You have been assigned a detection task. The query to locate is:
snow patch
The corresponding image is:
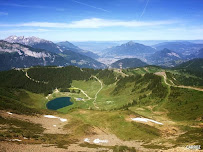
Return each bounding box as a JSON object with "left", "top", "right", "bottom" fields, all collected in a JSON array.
[
  {"left": 44, "top": 115, "right": 58, "bottom": 119},
  {"left": 9, "top": 139, "right": 22, "bottom": 142},
  {"left": 44, "top": 115, "right": 67, "bottom": 122},
  {"left": 7, "top": 112, "right": 13, "bottom": 115},
  {"left": 59, "top": 118, "right": 67, "bottom": 122},
  {"left": 131, "top": 118, "right": 163, "bottom": 125},
  {"left": 93, "top": 139, "right": 108, "bottom": 144},
  {"left": 84, "top": 138, "right": 90, "bottom": 143}
]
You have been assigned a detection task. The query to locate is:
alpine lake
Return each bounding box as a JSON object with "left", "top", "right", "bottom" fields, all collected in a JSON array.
[{"left": 46, "top": 97, "right": 73, "bottom": 110}]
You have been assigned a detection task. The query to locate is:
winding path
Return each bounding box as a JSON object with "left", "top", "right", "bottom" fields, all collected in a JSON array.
[
  {"left": 70, "top": 87, "right": 92, "bottom": 100},
  {"left": 92, "top": 76, "right": 103, "bottom": 109},
  {"left": 25, "top": 71, "right": 48, "bottom": 84},
  {"left": 155, "top": 72, "right": 203, "bottom": 92},
  {"left": 71, "top": 76, "right": 103, "bottom": 109}
]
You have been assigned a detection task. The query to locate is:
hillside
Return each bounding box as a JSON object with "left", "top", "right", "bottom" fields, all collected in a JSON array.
[
  {"left": 59, "top": 49, "right": 106, "bottom": 69},
  {"left": 0, "top": 64, "right": 202, "bottom": 152},
  {"left": 173, "top": 58, "right": 203, "bottom": 77},
  {"left": 192, "top": 48, "right": 203, "bottom": 58},
  {"left": 57, "top": 41, "right": 99, "bottom": 59},
  {"left": 147, "top": 48, "right": 183, "bottom": 67},
  {"left": 111, "top": 58, "right": 148, "bottom": 69}
]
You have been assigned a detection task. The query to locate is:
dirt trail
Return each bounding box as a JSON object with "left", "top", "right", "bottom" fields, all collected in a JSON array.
[
  {"left": 155, "top": 72, "right": 203, "bottom": 92},
  {"left": 114, "top": 69, "right": 129, "bottom": 77},
  {"left": 25, "top": 71, "right": 48, "bottom": 84},
  {"left": 71, "top": 86, "right": 92, "bottom": 100},
  {"left": 92, "top": 76, "right": 103, "bottom": 109},
  {"left": 143, "top": 67, "right": 149, "bottom": 73}
]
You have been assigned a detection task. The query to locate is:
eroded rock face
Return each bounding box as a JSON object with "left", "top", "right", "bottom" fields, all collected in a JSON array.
[
  {"left": 0, "top": 42, "right": 51, "bottom": 58},
  {"left": 0, "top": 41, "right": 69, "bottom": 70}
]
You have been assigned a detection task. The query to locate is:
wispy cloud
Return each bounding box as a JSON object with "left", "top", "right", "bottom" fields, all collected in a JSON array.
[
  {"left": 0, "top": 18, "right": 177, "bottom": 28},
  {"left": 66, "top": 18, "right": 175, "bottom": 28},
  {"left": 0, "top": 29, "right": 51, "bottom": 34},
  {"left": 139, "top": 0, "right": 150, "bottom": 20},
  {"left": 0, "top": 3, "right": 65, "bottom": 11},
  {"left": 0, "top": 12, "right": 8, "bottom": 16},
  {"left": 72, "top": 0, "right": 110, "bottom": 13}
]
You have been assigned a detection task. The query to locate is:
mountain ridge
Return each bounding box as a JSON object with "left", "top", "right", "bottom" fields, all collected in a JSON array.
[
  {"left": 111, "top": 58, "right": 148, "bottom": 69},
  {"left": 103, "top": 41, "right": 156, "bottom": 57},
  {"left": 0, "top": 40, "right": 106, "bottom": 70},
  {"left": 0, "top": 40, "right": 69, "bottom": 71}
]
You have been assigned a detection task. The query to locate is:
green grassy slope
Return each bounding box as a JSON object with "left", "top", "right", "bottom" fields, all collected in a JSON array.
[{"left": 0, "top": 65, "right": 202, "bottom": 150}]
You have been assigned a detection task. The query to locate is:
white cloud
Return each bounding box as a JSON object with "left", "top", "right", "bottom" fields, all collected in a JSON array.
[
  {"left": 67, "top": 18, "right": 176, "bottom": 28},
  {"left": 0, "top": 12, "right": 8, "bottom": 16},
  {"left": 0, "top": 18, "right": 177, "bottom": 28},
  {"left": 0, "top": 29, "right": 50, "bottom": 33}
]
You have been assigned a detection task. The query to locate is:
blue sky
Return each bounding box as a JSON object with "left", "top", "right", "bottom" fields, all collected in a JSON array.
[{"left": 0, "top": 0, "right": 203, "bottom": 41}]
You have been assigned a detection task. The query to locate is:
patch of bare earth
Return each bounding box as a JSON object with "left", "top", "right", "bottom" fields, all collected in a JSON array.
[
  {"left": 78, "top": 126, "right": 151, "bottom": 152},
  {"left": 0, "top": 142, "right": 111, "bottom": 152},
  {"left": 163, "top": 147, "right": 202, "bottom": 152},
  {"left": 0, "top": 142, "right": 67, "bottom": 152},
  {"left": 126, "top": 115, "right": 187, "bottom": 150},
  {"left": 0, "top": 110, "right": 67, "bottom": 134}
]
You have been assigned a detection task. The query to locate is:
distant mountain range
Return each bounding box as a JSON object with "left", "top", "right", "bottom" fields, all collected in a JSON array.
[
  {"left": 103, "top": 41, "right": 156, "bottom": 57},
  {"left": 71, "top": 40, "right": 203, "bottom": 53},
  {"left": 111, "top": 58, "right": 148, "bottom": 69},
  {"left": 2, "top": 36, "right": 203, "bottom": 70},
  {"left": 102, "top": 41, "right": 203, "bottom": 68},
  {"left": 153, "top": 41, "right": 203, "bottom": 56},
  {"left": 5, "top": 36, "right": 99, "bottom": 59},
  {"left": 2, "top": 36, "right": 106, "bottom": 70}
]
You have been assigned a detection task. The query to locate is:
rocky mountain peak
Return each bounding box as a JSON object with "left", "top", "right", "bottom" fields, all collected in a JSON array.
[{"left": 5, "top": 35, "right": 50, "bottom": 45}]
